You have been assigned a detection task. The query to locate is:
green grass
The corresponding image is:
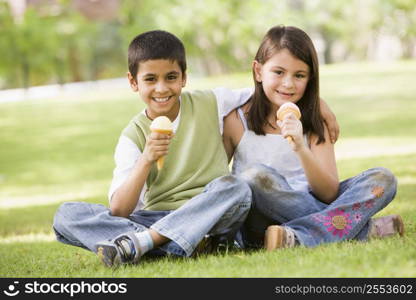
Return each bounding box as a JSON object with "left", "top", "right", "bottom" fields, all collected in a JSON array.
[{"left": 0, "top": 60, "right": 415, "bottom": 277}]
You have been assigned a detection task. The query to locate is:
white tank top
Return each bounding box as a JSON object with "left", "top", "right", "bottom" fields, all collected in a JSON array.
[{"left": 231, "top": 108, "right": 310, "bottom": 192}]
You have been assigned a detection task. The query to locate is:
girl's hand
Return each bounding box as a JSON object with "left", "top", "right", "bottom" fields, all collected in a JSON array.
[
  {"left": 142, "top": 132, "right": 172, "bottom": 164},
  {"left": 277, "top": 113, "right": 305, "bottom": 152}
]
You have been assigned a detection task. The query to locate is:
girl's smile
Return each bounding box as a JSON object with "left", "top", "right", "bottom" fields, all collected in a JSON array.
[{"left": 277, "top": 90, "right": 295, "bottom": 100}]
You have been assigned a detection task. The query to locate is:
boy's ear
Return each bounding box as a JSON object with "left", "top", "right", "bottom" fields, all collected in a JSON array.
[
  {"left": 253, "top": 60, "right": 262, "bottom": 83},
  {"left": 182, "top": 72, "right": 187, "bottom": 87},
  {"left": 127, "top": 72, "right": 139, "bottom": 92}
]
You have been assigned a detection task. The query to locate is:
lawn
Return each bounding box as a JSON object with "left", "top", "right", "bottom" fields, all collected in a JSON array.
[{"left": 0, "top": 60, "right": 415, "bottom": 277}]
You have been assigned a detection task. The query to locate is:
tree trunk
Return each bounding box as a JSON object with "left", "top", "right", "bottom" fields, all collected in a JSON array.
[
  {"left": 401, "top": 38, "right": 415, "bottom": 59},
  {"left": 22, "top": 59, "right": 30, "bottom": 89},
  {"left": 323, "top": 37, "right": 333, "bottom": 64},
  {"left": 68, "top": 44, "right": 82, "bottom": 82}
]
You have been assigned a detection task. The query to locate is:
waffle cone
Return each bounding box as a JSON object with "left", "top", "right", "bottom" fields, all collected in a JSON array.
[
  {"left": 276, "top": 103, "right": 301, "bottom": 144},
  {"left": 151, "top": 129, "right": 172, "bottom": 170}
]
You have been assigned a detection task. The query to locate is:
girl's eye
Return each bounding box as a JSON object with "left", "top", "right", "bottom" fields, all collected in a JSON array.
[
  {"left": 274, "top": 70, "right": 283, "bottom": 75},
  {"left": 296, "top": 74, "right": 306, "bottom": 79}
]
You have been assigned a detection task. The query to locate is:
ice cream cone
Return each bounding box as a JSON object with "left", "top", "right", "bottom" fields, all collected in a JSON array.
[
  {"left": 276, "top": 102, "right": 301, "bottom": 143},
  {"left": 150, "top": 116, "right": 173, "bottom": 170}
]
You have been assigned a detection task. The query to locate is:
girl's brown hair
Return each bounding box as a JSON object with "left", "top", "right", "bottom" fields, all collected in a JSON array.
[{"left": 247, "top": 25, "right": 325, "bottom": 144}]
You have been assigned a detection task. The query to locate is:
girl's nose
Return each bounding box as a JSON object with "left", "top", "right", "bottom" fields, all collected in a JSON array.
[{"left": 282, "top": 76, "right": 294, "bottom": 88}]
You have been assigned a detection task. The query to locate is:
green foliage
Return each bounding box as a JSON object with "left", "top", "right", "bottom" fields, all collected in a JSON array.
[
  {"left": 0, "top": 0, "right": 415, "bottom": 89},
  {"left": 0, "top": 5, "right": 54, "bottom": 88},
  {"left": 0, "top": 61, "right": 415, "bottom": 277},
  {"left": 379, "top": 0, "right": 416, "bottom": 58}
]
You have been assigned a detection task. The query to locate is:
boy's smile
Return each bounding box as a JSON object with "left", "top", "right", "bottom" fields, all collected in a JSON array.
[{"left": 128, "top": 59, "right": 186, "bottom": 121}]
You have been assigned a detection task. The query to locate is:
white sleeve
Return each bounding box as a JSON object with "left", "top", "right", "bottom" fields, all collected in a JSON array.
[
  {"left": 213, "top": 87, "right": 253, "bottom": 134},
  {"left": 108, "top": 135, "right": 146, "bottom": 211}
]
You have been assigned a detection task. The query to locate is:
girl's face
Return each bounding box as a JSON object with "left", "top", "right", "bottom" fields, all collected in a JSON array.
[{"left": 254, "top": 48, "right": 310, "bottom": 109}]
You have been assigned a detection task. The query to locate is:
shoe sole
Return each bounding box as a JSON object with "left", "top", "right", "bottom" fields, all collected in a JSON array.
[
  {"left": 97, "top": 245, "right": 117, "bottom": 268},
  {"left": 264, "top": 225, "right": 285, "bottom": 251},
  {"left": 393, "top": 214, "right": 405, "bottom": 237}
]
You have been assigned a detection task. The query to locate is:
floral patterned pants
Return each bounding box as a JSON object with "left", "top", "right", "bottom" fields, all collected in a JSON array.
[{"left": 238, "top": 164, "right": 397, "bottom": 247}]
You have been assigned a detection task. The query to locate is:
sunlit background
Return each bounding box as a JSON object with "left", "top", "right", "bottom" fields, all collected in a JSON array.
[
  {"left": 0, "top": 0, "right": 415, "bottom": 276},
  {"left": 0, "top": 0, "right": 415, "bottom": 89}
]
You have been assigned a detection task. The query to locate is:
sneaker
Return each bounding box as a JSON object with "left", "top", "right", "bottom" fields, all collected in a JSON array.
[
  {"left": 368, "top": 214, "right": 405, "bottom": 239},
  {"left": 96, "top": 232, "right": 142, "bottom": 267},
  {"left": 192, "top": 234, "right": 238, "bottom": 256},
  {"left": 264, "top": 225, "right": 296, "bottom": 251},
  {"left": 211, "top": 235, "right": 239, "bottom": 253}
]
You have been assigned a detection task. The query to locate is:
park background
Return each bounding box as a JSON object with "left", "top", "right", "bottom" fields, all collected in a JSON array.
[{"left": 0, "top": 0, "right": 415, "bottom": 277}]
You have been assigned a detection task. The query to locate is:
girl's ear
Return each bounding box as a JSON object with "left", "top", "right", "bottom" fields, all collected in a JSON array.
[
  {"left": 127, "top": 72, "right": 139, "bottom": 92},
  {"left": 253, "top": 60, "right": 262, "bottom": 83}
]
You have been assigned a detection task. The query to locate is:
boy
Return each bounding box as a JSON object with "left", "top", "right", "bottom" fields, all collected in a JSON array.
[
  {"left": 53, "top": 30, "right": 338, "bottom": 267},
  {"left": 53, "top": 30, "right": 253, "bottom": 267}
]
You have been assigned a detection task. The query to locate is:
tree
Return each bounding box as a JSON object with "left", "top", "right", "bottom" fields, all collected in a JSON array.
[
  {"left": 379, "top": 0, "right": 416, "bottom": 58},
  {"left": 0, "top": 4, "right": 57, "bottom": 88}
]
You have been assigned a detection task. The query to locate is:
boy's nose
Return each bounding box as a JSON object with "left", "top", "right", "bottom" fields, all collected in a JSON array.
[{"left": 155, "top": 81, "right": 169, "bottom": 93}]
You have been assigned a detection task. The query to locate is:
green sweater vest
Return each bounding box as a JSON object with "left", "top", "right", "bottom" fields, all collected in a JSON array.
[{"left": 122, "top": 90, "right": 230, "bottom": 211}]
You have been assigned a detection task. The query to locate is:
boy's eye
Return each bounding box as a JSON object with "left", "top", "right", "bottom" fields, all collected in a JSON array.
[
  {"left": 144, "top": 77, "right": 155, "bottom": 82},
  {"left": 274, "top": 70, "right": 283, "bottom": 75},
  {"left": 167, "top": 75, "right": 178, "bottom": 80}
]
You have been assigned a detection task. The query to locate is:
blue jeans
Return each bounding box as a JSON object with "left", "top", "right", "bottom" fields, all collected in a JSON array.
[
  {"left": 53, "top": 175, "right": 251, "bottom": 257},
  {"left": 238, "top": 164, "right": 397, "bottom": 248}
]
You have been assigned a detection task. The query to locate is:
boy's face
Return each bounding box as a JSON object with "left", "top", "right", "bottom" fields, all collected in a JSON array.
[{"left": 128, "top": 59, "right": 186, "bottom": 121}]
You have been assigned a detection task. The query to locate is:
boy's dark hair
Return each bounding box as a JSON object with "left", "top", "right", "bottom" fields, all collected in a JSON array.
[
  {"left": 128, "top": 30, "right": 187, "bottom": 79},
  {"left": 248, "top": 25, "right": 325, "bottom": 144}
]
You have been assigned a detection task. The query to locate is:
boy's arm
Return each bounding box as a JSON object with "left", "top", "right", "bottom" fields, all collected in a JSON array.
[
  {"left": 213, "top": 88, "right": 339, "bottom": 142},
  {"left": 110, "top": 132, "right": 172, "bottom": 217},
  {"left": 213, "top": 87, "right": 253, "bottom": 134},
  {"left": 110, "top": 155, "right": 152, "bottom": 217},
  {"left": 320, "top": 98, "right": 339, "bottom": 143},
  {"left": 108, "top": 136, "right": 144, "bottom": 211}
]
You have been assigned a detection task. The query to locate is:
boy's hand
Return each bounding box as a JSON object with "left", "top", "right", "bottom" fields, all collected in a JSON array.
[
  {"left": 320, "top": 99, "right": 340, "bottom": 143},
  {"left": 143, "top": 132, "right": 172, "bottom": 164}
]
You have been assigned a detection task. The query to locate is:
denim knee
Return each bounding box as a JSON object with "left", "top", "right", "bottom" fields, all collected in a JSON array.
[
  {"left": 240, "top": 163, "right": 274, "bottom": 179},
  {"left": 239, "top": 163, "right": 289, "bottom": 193},
  {"left": 53, "top": 202, "right": 80, "bottom": 232},
  {"left": 368, "top": 167, "right": 397, "bottom": 192},
  {"left": 355, "top": 167, "right": 397, "bottom": 211},
  {"left": 234, "top": 178, "right": 252, "bottom": 209},
  {"left": 216, "top": 175, "right": 252, "bottom": 207}
]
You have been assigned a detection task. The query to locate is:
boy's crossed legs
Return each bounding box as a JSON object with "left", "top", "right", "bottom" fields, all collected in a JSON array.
[{"left": 53, "top": 175, "right": 251, "bottom": 267}]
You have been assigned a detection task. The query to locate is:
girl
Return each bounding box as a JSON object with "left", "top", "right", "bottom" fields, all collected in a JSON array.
[{"left": 223, "top": 25, "right": 404, "bottom": 250}]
